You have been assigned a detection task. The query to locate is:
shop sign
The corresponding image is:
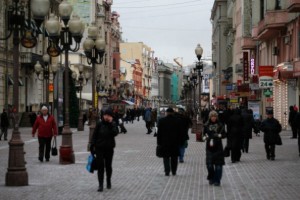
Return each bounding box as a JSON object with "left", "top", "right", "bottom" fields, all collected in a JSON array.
[
  {"left": 226, "top": 84, "right": 233, "bottom": 90},
  {"left": 243, "top": 52, "right": 249, "bottom": 81},
  {"left": 259, "top": 66, "right": 274, "bottom": 88},
  {"left": 230, "top": 98, "right": 238, "bottom": 103},
  {"left": 266, "top": 97, "right": 273, "bottom": 102}
]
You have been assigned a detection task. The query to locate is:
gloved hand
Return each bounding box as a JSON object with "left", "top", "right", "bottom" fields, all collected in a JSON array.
[{"left": 90, "top": 145, "right": 95, "bottom": 155}]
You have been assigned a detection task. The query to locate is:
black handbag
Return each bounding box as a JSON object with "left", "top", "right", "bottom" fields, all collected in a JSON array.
[
  {"left": 51, "top": 137, "right": 58, "bottom": 156},
  {"left": 276, "top": 134, "right": 282, "bottom": 145},
  {"left": 156, "top": 145, "right": 163, "bottom": 158}
]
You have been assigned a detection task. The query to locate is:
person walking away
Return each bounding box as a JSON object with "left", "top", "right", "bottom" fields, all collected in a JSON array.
[
  {"left": 288, "top": 105, "right": 298, "bottom": 139},
  {"left": 203, "top": 111, "right": 226, "bottom": 186},
  {"left": 175, "top": 109, "right": 191, "bottom": 163},
  {"left": 157, "top": 108, "right": 183, "bottom": 176},
  {"left": 29, "top": 112, "right": 37, "bottom": 127},
  {"left": 227, "top": 108, "right": 244, "bottom": 163},
  {"left": 241, "top": 109, "right": 255, "bottom": 153},
  {"left": 0, "top": 109, "right": 10, "bottom": 140},
  {"left": 144, "top": 107, "right": 152, "bottom": 134},
  {"left": 260, "top": 110, "right": 282, "bottom": 160},
  {"left": 32, "top": 106, "right": 58, "bottom": 162},
  {"left": 90, "top": 108, "right": 119, "bottom": 192}
]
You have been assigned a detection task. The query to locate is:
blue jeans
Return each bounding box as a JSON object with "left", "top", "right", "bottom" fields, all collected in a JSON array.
[
  {"left": 179, "top": 146, "right": 185, "bottom": 161},
  {"left": 207, "top": 164, "right": 223, "bottom": 184}
]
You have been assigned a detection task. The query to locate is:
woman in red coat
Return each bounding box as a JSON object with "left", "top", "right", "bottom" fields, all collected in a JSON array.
[{"left": 32, "top": 106, "right": 58, "bottom": 162}]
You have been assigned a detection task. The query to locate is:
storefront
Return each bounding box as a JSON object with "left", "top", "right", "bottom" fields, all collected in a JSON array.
[{"left": 273, "top": 62, "right": 296, "bottom": 129}]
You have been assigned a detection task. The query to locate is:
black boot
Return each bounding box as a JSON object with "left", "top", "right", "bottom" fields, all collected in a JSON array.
[
  {"left": 107, "top": 178, "right": 111, "bottom": 189},
  {"left": 98, "top": 183, "right": 103, "bottom": 192}
]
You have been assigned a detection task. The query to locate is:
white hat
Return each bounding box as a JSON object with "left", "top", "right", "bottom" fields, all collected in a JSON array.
[{"left": 41, "top": 106, "right": 48, "bottom": 110}]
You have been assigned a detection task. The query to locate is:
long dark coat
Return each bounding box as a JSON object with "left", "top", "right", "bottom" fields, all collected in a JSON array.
[
  {"left": 203, "top": 120, "right": 226, "bottom": 165},
  {"left": 260, "top": 117, "right": 282, "bottom": 145},
  {"left": 227, "top": 111, "right": 244, "bottom": 149},
  {"left": 157, "top": 114, "right": 183, "bottom": 157},
  {"left": 241, "top": 111, "right": 254, "bottom": 139}
]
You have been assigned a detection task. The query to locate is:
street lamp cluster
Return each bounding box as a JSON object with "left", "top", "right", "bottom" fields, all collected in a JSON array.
[
  {"left": 44, "top": 0, "right": 85, "bottom": 164},
  {"left": 0, "top": 0, "right": 51, "bottom": 186},
  {"left": 83, "top": 22, "right": 106, "bottom": 150},
  {"left": 34, "top": 54, "right": 58, "bottom": 105}
]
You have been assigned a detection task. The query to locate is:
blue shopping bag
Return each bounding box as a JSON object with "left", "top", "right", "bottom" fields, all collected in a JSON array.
[{"left": 86, "top": 154, "right": 97, "bottom": 173}]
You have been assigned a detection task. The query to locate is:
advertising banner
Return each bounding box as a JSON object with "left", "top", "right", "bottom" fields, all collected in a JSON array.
[{"left": 248, "top": 101, "right": 260, "bottom": 120}]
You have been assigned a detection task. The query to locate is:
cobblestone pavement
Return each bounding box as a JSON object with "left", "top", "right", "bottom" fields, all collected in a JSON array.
[{"left": 0, "top": 120, "right": 300, "bottom": 200}]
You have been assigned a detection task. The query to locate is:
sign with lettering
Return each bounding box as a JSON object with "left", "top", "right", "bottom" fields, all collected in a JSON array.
[
  {"left": 259, "top": 66, "right": 274, "bottom": 88},
  {"left": 243, "top": 52, "right": 249, "bottom": 81}
]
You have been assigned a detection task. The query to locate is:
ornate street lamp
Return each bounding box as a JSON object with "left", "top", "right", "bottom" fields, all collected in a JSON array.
[
  {"left": 0, "top": 0, "right": 50, "bottom": 186},
  {"left": 195, "top": 43, "right": 204, "bottom": 141},
  {"left": 45, "top": 0, "right": 85, "bottom": 164},
  {"left": 75, "top": 64, "right": 90, "bottom": 131},
  {"left": 34, "top": 54, "right": 58, "bottom": 106},
  {"left": 83, "top": 22, "right": 105, "bottom": 150}
]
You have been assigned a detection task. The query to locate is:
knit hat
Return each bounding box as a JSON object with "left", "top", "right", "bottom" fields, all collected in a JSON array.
[
  {"left": 41, "top": 106, "right": 48, "bottom": 110},
  {"left": 166, "top": 107, "right": 174, "bottom": 113},
  {"left": 103, "top": 108, "right": 113, "bottom": 117},
  {"left": 266, "top": 110, "right": 273, "bottom": 115}
]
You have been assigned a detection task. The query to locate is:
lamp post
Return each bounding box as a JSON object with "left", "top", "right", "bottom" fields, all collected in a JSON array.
[
  {"left": 75, "top": 64, "right": 90, "bottom": 131},
  {"left": 83, "top": 22, "right": 105, "bottom": 151},
  {"left": 0, "top": 0, "right": 50, "bottom": 186},
  {"left": 195, "top": 43, "right": 204, "bottom": 141},
  {"left": 34, "top": 54, "right": 58, "bottom": 106},
  {"left": 45, "top": 0, "right": 85, "bottom": 164}
]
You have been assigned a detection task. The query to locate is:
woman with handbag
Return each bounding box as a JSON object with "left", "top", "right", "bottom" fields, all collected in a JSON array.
[
  {"left": 260, "top": 110, "right": 282, "bottom": 160},
  {"left": 90, "top": 108, "right": 119, "bottom": 192},
  {"left": 32, "top": 106, "right": 58, "bottom": 162},
  {"left": 203, "top": 111, "right": 226, "bottom": 186}
]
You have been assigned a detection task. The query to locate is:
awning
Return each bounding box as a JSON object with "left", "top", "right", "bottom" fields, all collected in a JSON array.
[{"left": 121, "top": 100, "right": 135, "bottom": 105}]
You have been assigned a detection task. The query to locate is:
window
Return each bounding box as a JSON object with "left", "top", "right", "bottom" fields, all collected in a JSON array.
[
  {"left": 260, "top": 0, "right": 265, "bottom": 20},
  {"left": 113, "top": 58, "right": 116, "bottom": 70},
  {"left": 275, "top": 0, "right": 281, "bottom": 10}
]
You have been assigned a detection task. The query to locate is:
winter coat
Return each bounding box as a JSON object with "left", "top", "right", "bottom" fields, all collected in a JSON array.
[
  {"left": 157, "top": 114, "right": 184, "bottom": 157},
  {"left": 91, "top": 120, "right": 119, "bottom": 150},
  {"left": 0, "top": 112, "right": 9, "bottom": 128},
  {"left": 32, "top": 114, "right": 58, "bottom": 138},
  {"left": 241, "top": 111, "right": 254, "bottom": 139},
  {"left": 227, "top": 111, "right": 244, "bottom": 149},
  {"left": 144, "top": 108, "right": 152, "bottom": 122},
  {"left": 260, "top": 117, "right": 282, "bottom": 145},
  {"left": 203, "top": 120, "right": 226, "bottom": 165},
  {"left": 288, "top": 108, "right": 297, "bottom": 127}
]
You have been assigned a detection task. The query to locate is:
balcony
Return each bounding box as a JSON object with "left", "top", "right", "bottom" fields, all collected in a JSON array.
[
  {"left": 252, "top": 10, "right": 289, "bottom": 40},
  {"left": 287, "top": 0, "right": 300, "bottom": 12},
  {"left": 241, "top": 36, "right": 256, "bottom": 50}
]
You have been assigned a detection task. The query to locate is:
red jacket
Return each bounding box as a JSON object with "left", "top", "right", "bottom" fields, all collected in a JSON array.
[{"left": 32, "top": 114, "right": 58, "bottom": 138}]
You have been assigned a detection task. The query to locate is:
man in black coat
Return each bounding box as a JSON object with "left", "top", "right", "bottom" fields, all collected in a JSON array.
[
  {"left": 288, "top": 105, "right": 298, "bottom": 139},
  {"left": 260, "top": 110, "right": 282, "bottom": 160},
  {"left": 0, "top": 109, "right": 10, "bottom": 140},
  {"left": 157, "top": 108, "right": 184, "bottom": 176}
]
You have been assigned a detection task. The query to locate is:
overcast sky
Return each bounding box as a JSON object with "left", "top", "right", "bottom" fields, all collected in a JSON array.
[{"left": 112, "top": 0, "right": 214, "bottom": 66}]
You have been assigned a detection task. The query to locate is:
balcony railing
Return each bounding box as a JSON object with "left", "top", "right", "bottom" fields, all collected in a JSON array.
[
  {"left": 241, "top": 36, "right": 256, "bottom": 50},
  {"left": 287, "top": 0, "right": 300, "bottom": 12},
  {"left": 253, "top": 10, "right": 289, "bottom": 40}
]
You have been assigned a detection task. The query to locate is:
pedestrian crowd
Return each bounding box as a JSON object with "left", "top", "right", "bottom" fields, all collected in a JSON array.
[{"left": 1, "top": 103, "right": 300, "bottom": 192}]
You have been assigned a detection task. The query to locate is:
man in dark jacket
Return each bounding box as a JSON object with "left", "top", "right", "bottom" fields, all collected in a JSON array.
[
  {"left": 260, "top": 110, "right": 282, "bottom": 160},
  {"left": 241, "top": 109, "right": 255, "bottom": 153},
  {"left": 91, "top": 108, "right": 119, "bottom": 192},
  {"left": 227, "top": 108, "right": 244, "bottom": 163},
  {"left": 288, "top": 105, "right": 297, "bottom": 139},
  {"left": 157, "top": 107, "right": 184, "bottom": 176},
  {"left": 0, "top": 109, "right": 10, "bottom": 140}
]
